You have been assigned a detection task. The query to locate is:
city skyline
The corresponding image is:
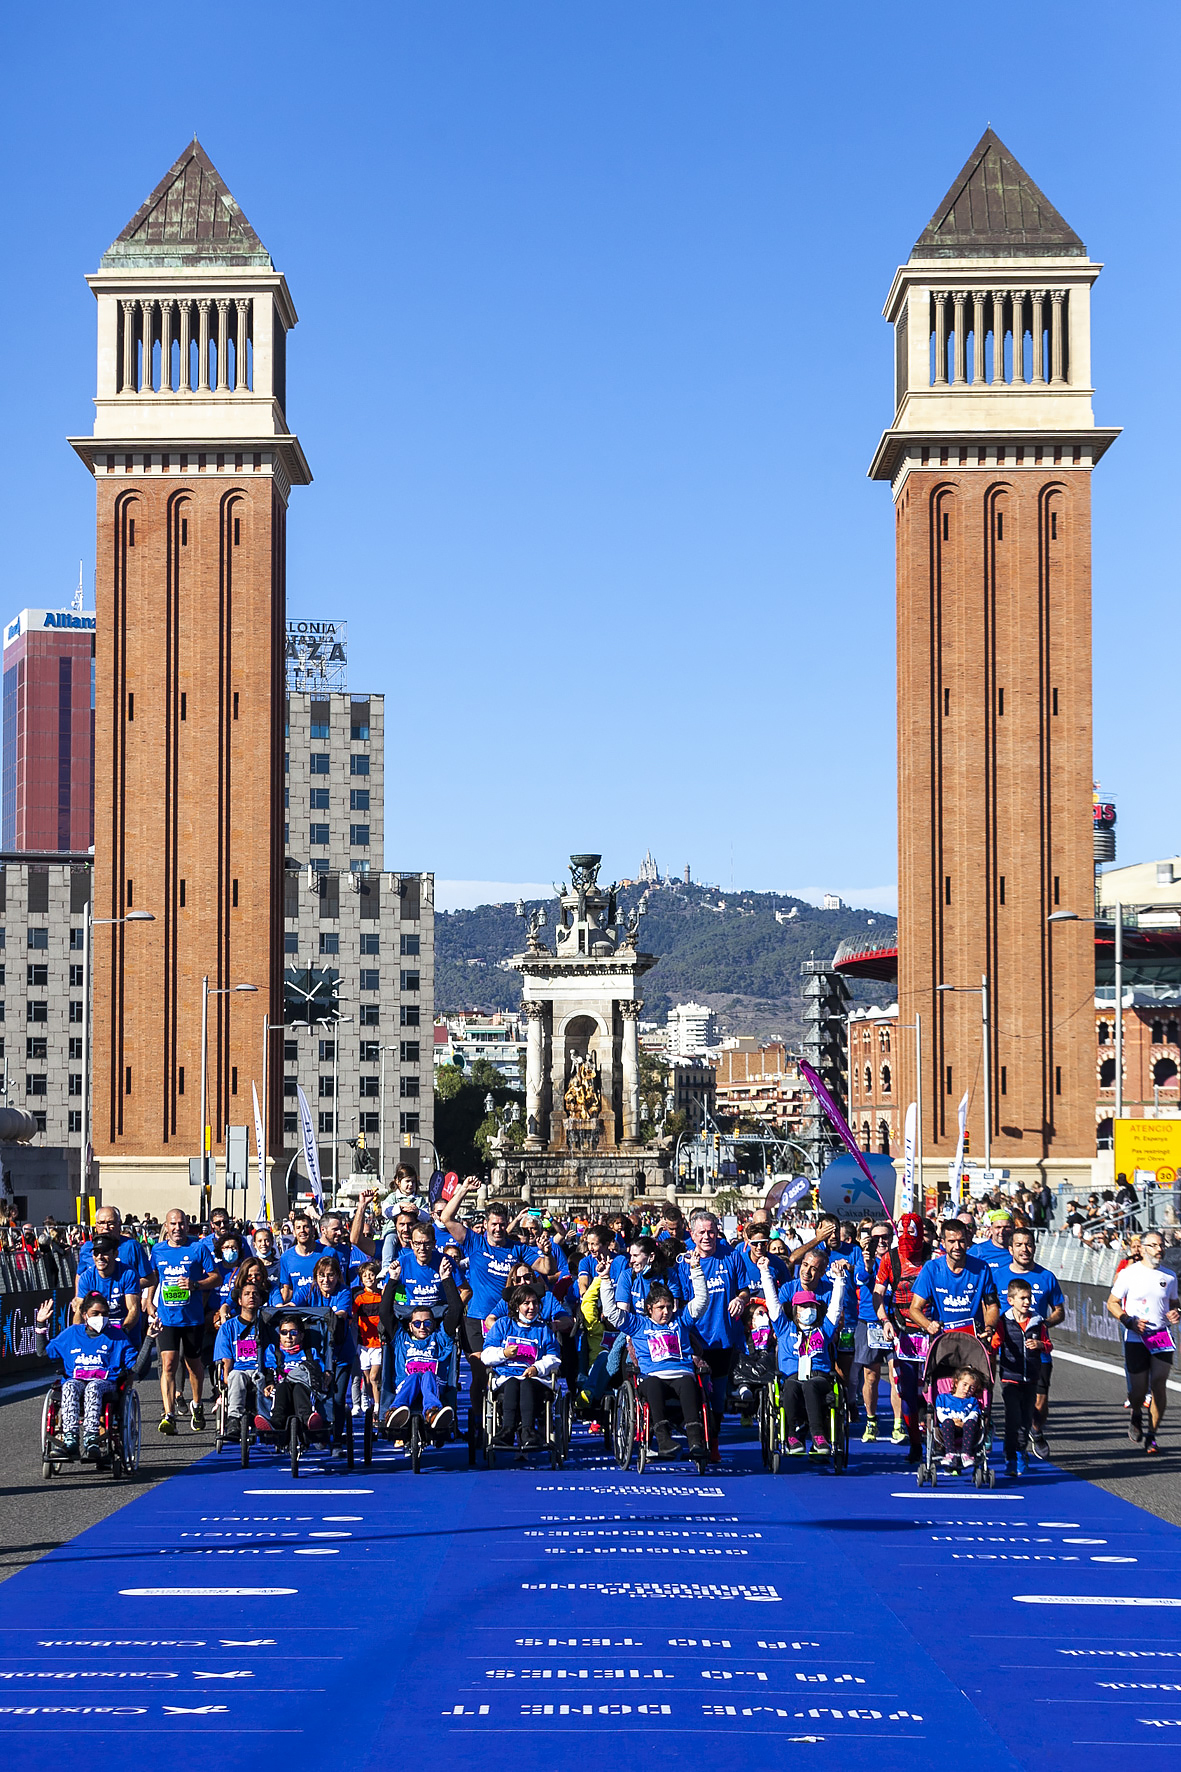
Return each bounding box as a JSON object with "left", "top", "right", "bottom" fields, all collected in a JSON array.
[{"left": 0, "top": 4, "right": 1175, "bottom": 898}]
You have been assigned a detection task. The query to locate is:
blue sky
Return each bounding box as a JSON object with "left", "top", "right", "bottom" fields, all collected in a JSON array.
[{"left": 1, "top": 3, "right": 1175, "bottom": 911}]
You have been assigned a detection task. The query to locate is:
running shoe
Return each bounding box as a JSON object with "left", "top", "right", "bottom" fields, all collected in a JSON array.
[
  {"left": 810, "top": 1435, "right": 830, "bottom": 1456},
  {"left": 891, "top": 1422, "right": 907, "bottom": 1444},
  {"left": 862, "top": 1421, "right": 878, "bottom": 1443},
  {"left": 54, "top": 1436, "right": 79, "bottom": 1460},
  {"left": 1128, "top": 1410, "right": 1144, "bottom": 1444},
  {"left": 427, "top": 1405, "right": 455, "bottom": 1437},
  {"left": 960, "top": 1454, "right": 975, "bottom": 1474},
  {"left": 224, "top": 1417, "right": 241, "bottom": 1439},
  {"left": 254, "top": 1415, "right": 272, "bottom": 1433},
  {"left": 306, "top": 1411, "right": 326, "bottom": 1433},
  {"left": 158, "top": 1413, "right": 176, "bottom": 1437},
  {"left": 1145, "top": 1436, "right": 1160, "bottom": 1456},
  {"left": 940, "top": 1453, "right": 956, "bottom": 1470},
  {"left": 1029, "top": 1432, "right": 1050, "bottom": 1460},
  {"left": 787, "top": 1436, "right": 805, "bottom": 1455},
  {"left": 385, "top": 1405, "right": 411, "bottom": 1433},
  {"left": 81, "top": 1438, "right": 100, "bottom": 1463},
  {"left": 190, "top": 1401, "right": 205, "bottom": 1432},
  {"left": 708, "top": 1446, "right": 722, "bottom": 1465}
]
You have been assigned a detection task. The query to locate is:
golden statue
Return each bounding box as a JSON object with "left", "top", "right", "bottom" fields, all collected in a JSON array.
[{"left": 563, "top": 1055, "right": 602, "bottom": 1120}]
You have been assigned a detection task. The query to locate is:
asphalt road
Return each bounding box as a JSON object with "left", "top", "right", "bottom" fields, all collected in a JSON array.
[{"left": 0, "top": 1349, "right": 1176, "bottom": 1584}]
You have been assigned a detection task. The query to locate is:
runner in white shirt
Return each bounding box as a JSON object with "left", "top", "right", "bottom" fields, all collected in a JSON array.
[{"left": 1106, "top": 1231, "right": 1181, "bottom": 1455}]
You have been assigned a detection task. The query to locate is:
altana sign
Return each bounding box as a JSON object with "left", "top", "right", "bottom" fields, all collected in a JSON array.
[
  {"left": 4, "top": 608, "right": 96, "bottom": 648},
  {"left": 285, "top": 619, "right": 347, "bottom": 692}
]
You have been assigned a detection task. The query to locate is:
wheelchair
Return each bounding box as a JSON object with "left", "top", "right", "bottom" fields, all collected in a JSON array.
[
  {"left": 612, "top": 1358, "right": 711, "bottom": 1477},
  {"left": 760, "top": 1366, "right": 848, "bottom": 1473},
  {"left": 482, "top": 1371, "right": 571, "bottom": 1469},
  {"left": 41, "top": 1373, "right": 141, "bottom": 1482},
  {"left": 253, "top": 1306, "right": 355, "bottom": 1480},
  {"left": 214, "top": 1368, "right": 259, "bottom": 1468}
]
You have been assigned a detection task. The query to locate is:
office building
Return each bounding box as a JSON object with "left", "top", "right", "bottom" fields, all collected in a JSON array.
[
  {"left": 2, "top": 607, "right": 96, "bottom": 853},
  {"left": 665, "top": 1001, "right": 719, "bottom": 1060},
  {"left": 286, "top": 690, "right": 384, "bottom": 873},
  {"left": 871, "top": 129, "right": 1119, "bottom": 1186},
  {"left": 0, "top": 856, "right": 93, "bottom": 1145}
]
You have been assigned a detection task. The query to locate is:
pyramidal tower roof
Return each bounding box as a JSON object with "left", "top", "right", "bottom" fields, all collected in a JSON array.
[
  {"left": 99, "top": 138, "right": 273, "bottom": 270},
  {"left": 911, "top": 128, "right": 1085, "bottom": 260}
]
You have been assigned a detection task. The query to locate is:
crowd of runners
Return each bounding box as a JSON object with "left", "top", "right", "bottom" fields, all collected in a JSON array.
[{"left": 30, "top": 1171, "right": 1180, "bottom": 1471}]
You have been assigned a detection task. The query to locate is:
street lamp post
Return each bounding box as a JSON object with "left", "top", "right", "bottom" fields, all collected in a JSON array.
[
  {"left": 937, "top": 975, "right": 991, "bottom": 1173},
  {"left": 199, "top": 977, "right": 258, "bottom": 1208},
  {"left": 326, "top": 1013, "right": 354, "bottom": 1206},
  {"left": 81, "top": 907, "right": 155, "bottom": 1210}
]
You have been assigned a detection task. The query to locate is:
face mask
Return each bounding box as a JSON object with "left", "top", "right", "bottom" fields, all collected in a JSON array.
[
  {"left": 221, "top": 1246, "right": 237, "bottom": 1262},
  {"left": 797, "top": 1307, "right": 817, "bottom": 1328},
  {"left": 86, "top": 1313, "right": 107, "bottom": 1332}
]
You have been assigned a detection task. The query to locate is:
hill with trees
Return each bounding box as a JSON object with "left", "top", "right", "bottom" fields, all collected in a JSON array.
[{"left": 435, "top": 880, "right": 895, "bottom": 1045}]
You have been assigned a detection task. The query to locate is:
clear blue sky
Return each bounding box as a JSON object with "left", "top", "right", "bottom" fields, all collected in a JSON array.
[{"left": 0, "top": 3, "right": 1175, "bottom": 909}]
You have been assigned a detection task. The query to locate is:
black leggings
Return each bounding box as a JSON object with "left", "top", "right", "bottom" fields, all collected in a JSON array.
[
  {"left": 495, "top": 1375, "right": 546, "bottom": 1444},
  {"left": 1003, "top": 1379, "right": 1036, "bottom": 1458},
  {"left": 641, "top": 1372, "right": 700, "bottom": 1430},
  {"left": 269, "top": 1379, "right": 316, "bottom": 1434},
  {"left": 782, "top": 1376, "right": 828, "bottom": 1439}
]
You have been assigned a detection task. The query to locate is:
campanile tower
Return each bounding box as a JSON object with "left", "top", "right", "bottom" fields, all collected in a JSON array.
[
  {"left": 70, "top": 140, "right": 310, "bottom": 1203},
  {"left": 870, "top": 130, "right": 1119, "bottom": 1187}
]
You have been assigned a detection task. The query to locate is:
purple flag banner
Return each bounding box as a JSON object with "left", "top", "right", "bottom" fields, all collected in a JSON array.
[{"left": 798, "top": 1059, "right": 897, "bottom": 1230}]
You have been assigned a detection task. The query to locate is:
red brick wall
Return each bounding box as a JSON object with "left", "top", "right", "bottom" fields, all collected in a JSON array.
[
  {"left": 895, "top": 465, "right": 1094, "bottom": 1160},
  {"left": 92, "top": 473, "right": 284, "bottom": 1160}
]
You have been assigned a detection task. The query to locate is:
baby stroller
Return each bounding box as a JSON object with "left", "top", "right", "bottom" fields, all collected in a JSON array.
[
  {"left": 254, "top": 1306, "right": 355, "bottom": 1479},
  {"left": 916, "top": 1328, "right": 995, "bottom": 1489}
]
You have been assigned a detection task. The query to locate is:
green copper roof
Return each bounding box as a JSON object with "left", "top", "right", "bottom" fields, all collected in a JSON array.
[
  {"left": 913, "top": 128, "right": 1085, "bottom": 260},
  {"left": 100, "top": 138, "right": 273, "bottom": 270}
]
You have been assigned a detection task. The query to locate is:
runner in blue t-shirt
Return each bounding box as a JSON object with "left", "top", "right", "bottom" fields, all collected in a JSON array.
[
  {"left": 438, "top": 1176, "right": 529, "bottom": 1409},
  {"left": 279, "top": 1214, "right": 325, "bottom": 1298},
  {"left": 1005, "top": 1225, "right": 1066, "bottom": 1457},
  {"left": 87, "top": 1205, "right": 152, "bottom": 1289},
  {"left": 676, "top": 1213, "right": 750, "bottom": 1461},
  {"left": 909, "top": 1221, "right": 1000, "bottom": 1335},
  {"left": 146, "top": 1207, "right": 220, "bottom": 1436},
  {"left": 72, "top": 1235, "right": 143, "bottom": 1344},
  {"left": 974, "top": 1213, "right": 1014, "bottom": 1290}
]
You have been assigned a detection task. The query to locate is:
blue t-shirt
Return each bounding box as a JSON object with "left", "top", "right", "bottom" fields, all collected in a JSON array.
[
  {"left": 150, "top": 1239, "right": 216, "bottom": 1327},
  {"left": 737, "top": 1249, "right": 790, "bottom": 1294},
  {"left": 975, "top": 1240, "right": 1013, "bottom": 1282},
  {"left": 778, "top": 1272, "right": 836, "bottom": 1319},
  {"left": 769, "top": 1313, "right": 837, "bottom": 1379},
  {"left": 912, "top": 1255, "right": 997, "bottom": 1329},
  {"left": 214, "top": 1314, "right": 263, "bottom": 1372},
  {"left": 279, "top": 1243, "right": 325, "bottom": 1291},
  {"left": 482, "top": 1315, "right": 560, "bottom": 1378},
  {"left": 676, "top": 1251, "right": 747, "bottom": 1349},
  {"left": 612, "top": 1307, "right": 696, "bottom": 1378},
  {"left": 79, "top": 1236, "right": 151, "bottom": 1290},
  {"left": 46, "top": 1323, "right": 136, "bottom": 1384},
  {"left": 395, "top": 1248, "right": 446, "bottom": 1308},
  {"left": 462, "top": 1232, "right": 529, "bottom": 1319},
  {"left": 491, "top": 1290, "right": 564, "bottom": 1326},
  {"left": 77, "top": 1262, "right": 142, "bottom": 1342},
  {"left": 615, "top": 1267, "right": 686, "bottom": 1313},
  {"left": 1002, "top": 1260, "right": 1065, "bottom": 1325},
  {"left": 393, "top": 1322, "right": 457, "bottom": 1387},
  {"left": 292, "top": 1283, "right": 356, "bottom": 1358}
]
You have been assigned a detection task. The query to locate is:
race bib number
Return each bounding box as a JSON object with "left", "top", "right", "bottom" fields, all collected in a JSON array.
[
  {"left": 161, "top": 1283, "right": 190, "bottom": 1306},
  {"left": 506, "top": 1340, "right": 538, "bottom": 1362},
  {"left": 867, "top": 1324, "right": 893, "bottom": 1351},
  {"left": 74, "top": 1362, "right": 108, "bottom": 1381},
  {"left": 895, "top": 1330, "right": 928, "bottom": 1363},
  {"left": 648, "top": 1330, "right": 682, "bottom": 1362},
  {"left": 1143, "top": 1326, "right": 1176, "bottom": 1355},
  {"left": 405, "top": 1357, "right": 439, "bottom": 1375},
  {"left": 235, "top": 1337, "right": 257, "bottom": 1363}
]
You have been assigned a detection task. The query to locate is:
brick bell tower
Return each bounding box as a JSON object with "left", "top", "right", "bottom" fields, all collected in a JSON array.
[
  {"left": 70, "top": 140, "right": 310, "bottom": 1207},
  {"left": 870, "top": 129, "right": 1119, "bottom": 1193}
]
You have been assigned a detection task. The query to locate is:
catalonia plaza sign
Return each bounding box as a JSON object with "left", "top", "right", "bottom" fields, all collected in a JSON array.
[{"left": 285, "top": 618, "right": 347, "bottom": 692}]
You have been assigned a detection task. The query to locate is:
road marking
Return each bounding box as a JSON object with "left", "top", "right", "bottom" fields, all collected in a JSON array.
[
  {"left": 889, "top": 1493, "right": 1023, "bottom": 1500},
  {"left": 244, "top": 1489, "right": 373, "bottom": 1495},
  {"left": 1052, "top": 1349, "right": 1181, "bottom": 1393},
  {"left": 1014, "top": 1595, "right": 1181, "bottom": 1607},
  {"left": 120, "top": 1588, "right": 297, "bottom": 1597}
]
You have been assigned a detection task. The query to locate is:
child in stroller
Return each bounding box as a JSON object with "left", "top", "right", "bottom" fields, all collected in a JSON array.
[{"left": 918, "top": 1329, "right": 995, "bottom": 1487}]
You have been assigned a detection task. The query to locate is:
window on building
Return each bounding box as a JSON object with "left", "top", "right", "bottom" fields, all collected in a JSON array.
[
  {"left": 310, "top": 701, "right": 330, "bottom": 740},
  {"left": 860, "top": 1120, "right": 871, "bottom": 1151},
  {"left": 69, "top": 929, "right": 84, "bottom": 951},
  {"left": 27, "top": 929, "right": 47, "bottom": 951},
  {"left": 400, "top": 1112, "right": 420, "bottom": 1135},
  {"left": 25, "top": 1074, "right": 47, "bottom": 1096},
  {"left": 360, "top": 1112, "right": 380, "bottom": 1135},
  {"left": 400, "top": 970, "right": 420, "bottom": 992},
  {"left": 864, "top": 1064, "right": 872, "bottom": 1092},
  {"left": 68, "top": 1110, "right": 82, "bottom": 1133},
  {"left": 69, "top": 964, "right": 84, "bottom": 988},
  {"left": 309, "top": 824, "right": 330, "bottom": 847},
  {"left": 945, "top": 1065, "right": 953, "bottom": 1095},
  {"left": 27, "top": 1001, "right": 48, "bottom": 1024},
  {"left": 310, "top": 754, "right": 330, "bottom": 775},
  {"left": 68, "top": 1037, "right": 82, "bottom": 1060},
  {"left": 26, "top": 1038, "right": 46, "bottom": 1060},
  {"left": 310, "top": 787, "right": 330, "bottom": 810},
  {"left": 350, "top": 700, "right": 370, "bottom": 741},
  {"left": 33, "top": 1111, "right": 46, "bottom": 1133},
  {"left": 1152, "top": 1020, "right": 1165, "bottom": 1044},
  {"left": 400, "top": 934, "right": 420, "bottom": 957},
  {"left": 1099, "top": 1057, "right": 1116, "bottom": 1087},
  {"left": 68, "top": 1073, "right": 82, "bottom": 1096},
  {"left": 69, "top": 1001, "right": 83, "bottom": 1023},
  {"left": 359, "top": 1040, "right": 379, "bottom": 1063},
  {"left": 881, "top": 1064, "right": 891, "bottom": 1094},
  {"left": 350, "top": 754, "right": 369, "bottom": 777},
  {"left": 360, "top": 1005, "right": 380, "bottom": 1027},
  {"left": 359, "top": 1076, "right": 379, "bottom": 1098},
  {"left": 1097, "top": 1020, "right": 1110, "bottom": 1044},
  {"left": 178, "top": 1066, "right": 184, "bottom": 1095},
  {"left": 284, "top": 1113, "right": 298, "bottom": 1135},
  {"left": 284, "top": 932, "right": 299, "bottom": 955},
  {"left": 360, "top": 969, "right": 380, "bottom": 992},
  {"left": 400, "top": 1040, "right": 420, "bottom": 1063},
  {"left": 400, "top": 1005, "right": 419, "bottom": 1028},
  {"left": 26, "top": 965, "right": 48, "bottom": 987},
  {"left": 318, "top": 1111, "right": 334, "bottom": 1135},
  {"left": 350, "top": 825, "right": 370, "bottom": 848},
  {"left": 1169, "top": 1020, "right": 1180, "bottom": 1046},
  {"left": 399, "top": 1076, "right": 420, "bottom": 1099},
  {"left": 878, "top": 1121, "right": 890, "bottom": 1156},
  {"left": 1153, "top": 1058, "right": 1178, "bottom": 1089},
  {"left": 318, "top": 1076, "right": 335, "bottom": 1099},
  {"left": 350, "top": 789, "right": 370, "bottom": 811},
  {"left": 283, "top": 1079, "right": 299, "bottom": 1099},
  {"left": 319, "top": 932, "right": 340, "bottom": 956},
  {"left": 360, "top": 933, "right": 379, "bottom": 955}
]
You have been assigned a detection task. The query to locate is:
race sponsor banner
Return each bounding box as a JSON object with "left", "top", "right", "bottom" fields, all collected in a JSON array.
[
  {"left": 296, "top": 1087, "right": 325, "bottom": 1212},
  {"left": 951, "top": 1091, "right": 969, "bottom": 1204},
  {"left": 799, "top": 1059, "right": 896, "bottom": 1229},
  {"left": 252, "top": 1083, "right": 269, "bottom": 1224},
  {"left": 901, "top": 1101, "right": 916, "bottom": 1214}
]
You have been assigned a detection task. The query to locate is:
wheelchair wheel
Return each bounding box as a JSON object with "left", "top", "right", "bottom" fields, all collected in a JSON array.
[
  {"left": 767, "top": 1386, "right": 783, "bottom": 1476},
  {"left": 345, "top": 1413, "right": 355, "bottom": 1472},
  {"left": 830, "top": 1384, "right": 848, "bottom": 1474},
  {"left": 555, "top": 1390, "right": 571, "bottom": 1465},
  {"left": 41, "top": 1389, "right": 59, "bottom": 1480},
  {"left": 240, "top": 1409, "right": 250, "bottom": 1469},
  {"left": 484, "top": 1392, "right": 499, "bottom": 1468},
  {"left": 289, "top": 1415, "right": 300, "bottom": 1480},
  {"left": 613, "top": 1377, "right": 636, "bottom": 1472},
  {"left": 410, "top": 1413, "right": 423, "bottom": 1474},
  {"left": 548, "top": 1400, "right": 560, "bottom": 1471},
  {"left": 636, "top": 1408, "right": 649, "bottom": 1477},
  {"left": 122, "top": 1389, "right": 142, "bottom": 1475},
  {"left": 363, "top": 1407, "right": 374, "bottom": 1467}
]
